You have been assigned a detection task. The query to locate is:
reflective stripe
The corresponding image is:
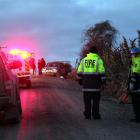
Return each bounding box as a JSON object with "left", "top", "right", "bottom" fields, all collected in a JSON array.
[
  {"left": 78, "top": 72, "right": 83, "bottom": 74},
  {"left": 82, "top": 88, "right": 101, "bottom": 92},
  {"left": 16, "top": 72, "right": 30, "bottom": 78},
  {"left": 130, "top": 78, "right": 136, "bottom": 82},
  {"left": 101, "top": 76, "right": 106, "bottom": 80},
  {"left": 80, "top": 72, "right": 101, "bottom": 75},
  {"left": 17, "top": 75, "right": 30, "bottom": 77},
  {"left": 17, "top": 73, "right": 22, "bottom": 76},
  {"left": 96, "top": 57, "right": 99, "bottom": 72},
  {"left": 25, "top": 60, "right": 30, "bottom": 71},
  {"left": 131, "top": 89, "right": 140, "bottom": 93},
  {"left": 82, "top": 59, "right": 85, "bottom": 72}
]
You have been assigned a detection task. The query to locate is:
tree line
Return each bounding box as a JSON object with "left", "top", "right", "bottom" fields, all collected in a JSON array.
[{"left": 79, "top": 20, "right": 140, "bottom": 97}]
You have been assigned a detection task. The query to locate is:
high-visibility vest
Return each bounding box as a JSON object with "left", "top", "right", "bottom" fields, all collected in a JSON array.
[
  {"left": 131, "top": 55, "right": 140, "bottom": 74},
  {"left": 77, "top": 53, "right": 105, "bottom": 92},
  {"left": 78, "top": 53, "right": 105, "bottom": 74},
  {"left": 129, "top": 55, "right": 140, "bottom": 93}
]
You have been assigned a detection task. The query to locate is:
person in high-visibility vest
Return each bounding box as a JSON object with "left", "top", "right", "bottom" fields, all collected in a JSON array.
[
  {"left": 77, "top": 46, "right": 106, "bottom": 120},
  {"left": 128, "top": 47, "right": 140, "bottom": 123}
]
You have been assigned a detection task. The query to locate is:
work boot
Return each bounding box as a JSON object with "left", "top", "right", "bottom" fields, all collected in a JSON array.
[
  {"left": 83, "top": 112, "right": 91, "bottom": 120},
  {"left": 85, "top": 116, "right": 91, "bottom": 120},
  {"left": 92, "top": 114, "right": 101, "bottom": 120}
]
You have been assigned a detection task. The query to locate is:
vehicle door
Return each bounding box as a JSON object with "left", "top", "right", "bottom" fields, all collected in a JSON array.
[{"left": 0, "top": 55, "right": 5, "bottom": 96}]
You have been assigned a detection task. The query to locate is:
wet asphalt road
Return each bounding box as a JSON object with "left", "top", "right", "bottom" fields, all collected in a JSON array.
[{"left": 0, "top": 76, "right": 140, "bottom": 140}]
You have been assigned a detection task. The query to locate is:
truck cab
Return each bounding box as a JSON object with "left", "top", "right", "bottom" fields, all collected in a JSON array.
[{"left": 7, "top": 50, "right": 32, "bottom": 88}]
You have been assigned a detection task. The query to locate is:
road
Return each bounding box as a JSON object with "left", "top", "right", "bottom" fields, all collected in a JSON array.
[{"left": 0, "top": 76, "right": 140, "bottom": 140}]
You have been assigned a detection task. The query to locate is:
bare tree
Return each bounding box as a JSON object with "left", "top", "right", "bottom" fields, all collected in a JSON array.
[
  {"left": 78, "top": 21, "right": 140, "bottom": 98},
  {"left": 129, "top": 38, "right": 137, "bottom": 48},
  {"left": 81, "top": 20, "right": 117, "bottom": 67},
  {"left": 137, "top": 30, "right": 140, "bottom": 48}
]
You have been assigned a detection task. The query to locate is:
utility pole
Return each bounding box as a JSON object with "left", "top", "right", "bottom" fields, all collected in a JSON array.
[{"left": 0, "top": 46, "right": 7, "bottom": 50}]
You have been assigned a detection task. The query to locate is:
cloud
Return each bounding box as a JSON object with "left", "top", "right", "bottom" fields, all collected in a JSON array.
[{"left": 0, "top": 0, "right": 140, "bottom": 66}]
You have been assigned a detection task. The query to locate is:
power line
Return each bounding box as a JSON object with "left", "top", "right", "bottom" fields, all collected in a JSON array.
[{"left": 0, "top": 46, "right": 7, "bottom": 50}]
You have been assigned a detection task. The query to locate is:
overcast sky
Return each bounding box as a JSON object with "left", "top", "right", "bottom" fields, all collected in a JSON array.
[{"left": 0, "top": 0, "right": 140, "bottom": 66}]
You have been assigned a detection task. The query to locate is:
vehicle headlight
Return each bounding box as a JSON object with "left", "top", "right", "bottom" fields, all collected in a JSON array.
[
  {"left": 46, "top": 69, "right": 57, "bottom": 73},
  {"left": 52, "top": 69, "right": 57, "bottom": 73},
  {"left": 42, "top": 69, "right": 46, "bottom": 73}
]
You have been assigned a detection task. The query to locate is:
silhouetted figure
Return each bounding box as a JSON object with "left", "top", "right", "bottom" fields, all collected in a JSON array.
[
  {"left": 128, "top": 47, "right": 140, "bottom": 123},
  {"left": 38, "top": 59, "right": 42, "bottom": 75},
  {"left": 29, "top": 57, "right": 36, "bottom": 75},
  {"left": 41, "top": 57, "right": 46, "bottom": 68}
]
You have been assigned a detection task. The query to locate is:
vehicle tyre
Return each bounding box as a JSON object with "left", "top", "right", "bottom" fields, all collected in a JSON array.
[
  {"left": 26, "top": 80, "right": 31, "bottom": 88},
  {"left": 6, "top": 104, "right": 21, "bottom": 124},
  {"left": 56, "top": 73, "right": 60, "bottom": 78},
  {"left": 6, "top": 85, "right": 22, "bottom": 124},
  {"left": 18, "top": 100, "right": 22, "bottom": 115},
  {"left": 16, "top": 86, "right": 22, "bottom": 115}
]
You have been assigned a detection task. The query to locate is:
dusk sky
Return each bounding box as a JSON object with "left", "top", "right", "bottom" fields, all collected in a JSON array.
[{"left": 0, "top": 0, "right": 140, "bottom": 66}]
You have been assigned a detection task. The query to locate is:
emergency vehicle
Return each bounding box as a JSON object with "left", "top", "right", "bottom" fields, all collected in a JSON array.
[
  {"left": 0, "top": 50, "right": 22, "bottom": 123},
  {"left": 7, "top": 49, "right": 32, "bottom": 88}
]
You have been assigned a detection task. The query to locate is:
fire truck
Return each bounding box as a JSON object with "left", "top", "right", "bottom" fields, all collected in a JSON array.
[{"left": 7, "top": 49, "right": 32, "bottom": 88}]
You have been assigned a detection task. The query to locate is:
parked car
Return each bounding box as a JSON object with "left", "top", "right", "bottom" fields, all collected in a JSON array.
[
  {"left": 42, "top": 61, "right": 72, "bottom": 78},
  {"left": 0, "top": 50, "right": 22, "bottom": 123}
]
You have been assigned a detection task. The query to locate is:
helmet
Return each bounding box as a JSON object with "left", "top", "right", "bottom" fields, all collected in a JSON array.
[{"left": 130, "top": 47, "right": 140, "bottom": 54}]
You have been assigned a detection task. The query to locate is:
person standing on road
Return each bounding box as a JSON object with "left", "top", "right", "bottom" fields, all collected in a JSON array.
[
  {"left": 41, "top": 57, "right": 46, "bottom": 68},
  {"left": 38, "top": 59, "right": 41, "bottom": 75},
  {"left": 77, "top": 46, "right": 106, "bottom": 120},
  {"left": 29, "top": 57, "right": 36, "bottom": 75},
  {"left": 128, "top": 47, "right": 140, "bottom": 123},
  {"left": 40, "top": 57, "right": 46, "bottom": 74}
]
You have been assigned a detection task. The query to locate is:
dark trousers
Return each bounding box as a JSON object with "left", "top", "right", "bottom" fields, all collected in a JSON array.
[
  {"left": 131, "top": 93, "right": 140, "bottom": 120},
  {"left": 83, "top": 91, "right": 100, "bottom": 118}
]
